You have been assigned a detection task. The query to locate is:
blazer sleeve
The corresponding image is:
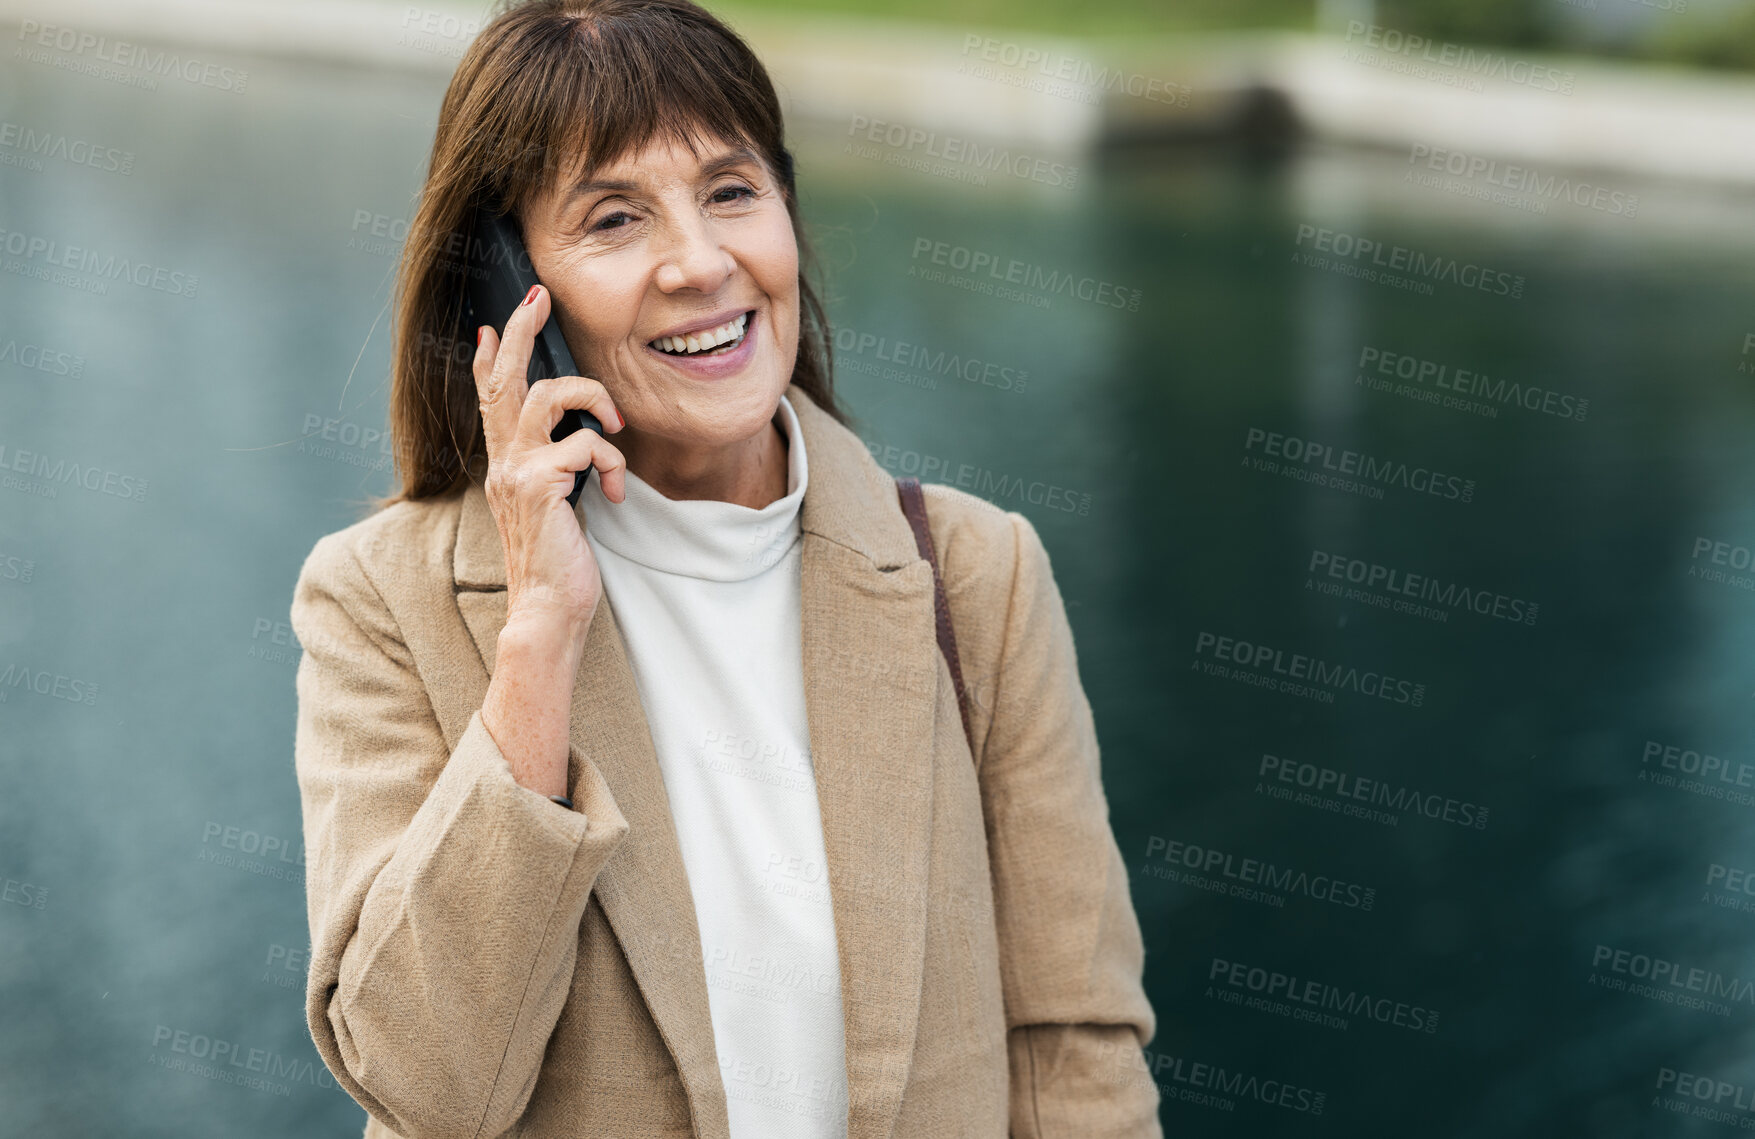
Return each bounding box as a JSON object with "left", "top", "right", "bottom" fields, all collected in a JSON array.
[
  {"left": 973, "top": 510, "right": 1163, "bottom": 1139},
  {"left": 290, "top": 531, "right": 631, "bottom": 1139}
]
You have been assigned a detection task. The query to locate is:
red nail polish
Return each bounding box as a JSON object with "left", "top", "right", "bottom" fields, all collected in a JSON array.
[
  {"left": 476, "top": 325, "right": 487, "bottom": 347},
  {"left": 521, "top": 285, "right": 540, "bottom": 307},
  {"left": 614, "top": 408, "right": 625, "bottom": 429}
]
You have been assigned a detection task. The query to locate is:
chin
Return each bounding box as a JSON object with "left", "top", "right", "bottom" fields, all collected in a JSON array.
[{"left": 638, "top": 379, "right": 773, "bottom": 447}]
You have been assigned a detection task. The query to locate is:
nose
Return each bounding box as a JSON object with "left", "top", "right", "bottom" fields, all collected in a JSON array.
[{"left": 654, "top": 210, "right": 735, "bottom": 294}]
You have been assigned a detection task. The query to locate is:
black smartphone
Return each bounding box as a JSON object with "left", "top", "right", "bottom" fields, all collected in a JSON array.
[{"left": 463, "top": 209, "right": 604, "bottom": 508}]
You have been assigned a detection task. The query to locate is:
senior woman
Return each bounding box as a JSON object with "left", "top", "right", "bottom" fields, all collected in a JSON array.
[{"left": 290, "top": 0, "right": 1159, "bottom": 1136}]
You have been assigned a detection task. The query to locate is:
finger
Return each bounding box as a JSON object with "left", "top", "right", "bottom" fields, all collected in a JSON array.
[
  {"left": 472, "top": 324, "right": 526, "bottom": 458},
  {"left": 490, "top": 283, "right": 548, "bottom": 404},
  {"left": 540, "top": 429, "right": 628, "bottom": 504},
  {"left": 516, "top": 376, "right": 623, "bottom": 450}
]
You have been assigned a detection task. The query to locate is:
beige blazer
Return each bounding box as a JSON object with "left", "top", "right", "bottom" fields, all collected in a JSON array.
[{"left": 291, "top": 382, "right": 1162, "bottom": 1139}]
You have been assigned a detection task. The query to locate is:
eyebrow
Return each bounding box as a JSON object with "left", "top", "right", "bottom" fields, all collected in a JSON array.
[{"left": 568, "top": 145, "right": 764, "bottom": 201}]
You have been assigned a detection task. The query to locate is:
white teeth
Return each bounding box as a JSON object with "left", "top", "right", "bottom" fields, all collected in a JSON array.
[{"left": 653, "top": 312, "right": 749, "bottom": 356}]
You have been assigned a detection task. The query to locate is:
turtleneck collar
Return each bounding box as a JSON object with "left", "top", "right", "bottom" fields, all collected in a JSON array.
[{"left": 576, "top": 393, "right": 807, "bottom": 583}]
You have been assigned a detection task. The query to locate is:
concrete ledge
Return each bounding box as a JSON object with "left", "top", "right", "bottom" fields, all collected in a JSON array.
[{"left": 1099, "top": 32, "right": 1755, "bottom": 186}]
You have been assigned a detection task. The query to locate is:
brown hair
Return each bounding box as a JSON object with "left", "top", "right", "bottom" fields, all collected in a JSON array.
[{"left": 374, "top": 0, "right": 845, "bottom": 509}]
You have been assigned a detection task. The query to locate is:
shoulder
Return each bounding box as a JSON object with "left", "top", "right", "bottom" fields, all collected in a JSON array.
[
  {"left": 293, "top": 489, "right": 467, "bottom": 621},
  {"left": 912, "top": 483, "right": 1072, "bottom": 743},
  {"left": 915, "top": 481, "right": 1057, "bottom": 636}
]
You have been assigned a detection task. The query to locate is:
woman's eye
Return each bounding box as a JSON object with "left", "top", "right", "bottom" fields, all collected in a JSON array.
[{"left": 586, "top": 186, "right": 751, "bottom": 232}]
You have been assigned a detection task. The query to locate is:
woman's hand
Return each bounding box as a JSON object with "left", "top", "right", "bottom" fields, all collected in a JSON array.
[
  {"left": 473, "top": 285, "right": 626, "bottom": 798},
  {"left": 473, "top": 284, "right": 627, "bottom": 651}
]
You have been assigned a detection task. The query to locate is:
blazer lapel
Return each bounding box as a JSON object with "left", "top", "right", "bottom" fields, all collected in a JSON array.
[
  {"left": 449, "top": 383, "right": 944, "bottom": 1139},
  {"left": 798, "top": 535, "right": 940, "bottom": 1135},
  {"left": 790, "top": 389, "right": 943, "bottom": 1138}
]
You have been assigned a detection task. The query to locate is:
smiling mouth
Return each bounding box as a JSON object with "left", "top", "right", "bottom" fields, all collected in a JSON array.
[{"left": 649, "top": 311, "right": 752, "bottom": 357}]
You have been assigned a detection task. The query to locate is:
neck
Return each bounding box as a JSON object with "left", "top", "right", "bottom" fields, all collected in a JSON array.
[{"left": 618, "top": 413, "right": 788, "bottom": 508}]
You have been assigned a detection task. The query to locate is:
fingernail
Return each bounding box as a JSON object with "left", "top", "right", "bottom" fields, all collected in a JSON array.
[
  {"left": 614, "top": 408, "right": 625, "bottom": 429},
  {"left": 476, "top": 325, "right": 487, "bottom": 347},
  {"left": 521, "top": 285, "right": 540, "bottom": 307}
]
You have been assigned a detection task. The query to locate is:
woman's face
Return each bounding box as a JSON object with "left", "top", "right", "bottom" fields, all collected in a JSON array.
[{"left": 518, "top": 129, "right": 800, "bottom": 455}]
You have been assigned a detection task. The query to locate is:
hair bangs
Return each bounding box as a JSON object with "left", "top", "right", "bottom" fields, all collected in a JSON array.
[{"left": 482, "top": 8, "right": 777, "bottom": 219}]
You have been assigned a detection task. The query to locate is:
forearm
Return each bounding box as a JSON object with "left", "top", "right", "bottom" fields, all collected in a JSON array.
[
  {"left": 481, "top": 619, "right": 586, "bottom": 800},
  {"left": 1000, "top": 835, "right": 1163, "bottom": 1138},
  {"left": 1009, "top": 1023, "right": 1163, "bottom": 1139},
  {"left": 317, "top": 709, "right": 625, "bottom": 1136}
]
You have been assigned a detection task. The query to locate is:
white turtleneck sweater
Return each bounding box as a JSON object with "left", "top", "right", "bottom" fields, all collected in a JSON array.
[{"left": 575, "top": 393, "right": 849, "bottom": 1137}]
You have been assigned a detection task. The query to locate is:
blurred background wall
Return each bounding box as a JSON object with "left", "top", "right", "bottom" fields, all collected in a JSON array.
[{"left": 5, "top": 0, "right": 1755, "bottom": 1134}]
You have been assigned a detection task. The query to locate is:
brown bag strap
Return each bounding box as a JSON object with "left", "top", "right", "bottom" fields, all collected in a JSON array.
[{"left": 895, "top": 476, "right": 975, "bottom": 760}]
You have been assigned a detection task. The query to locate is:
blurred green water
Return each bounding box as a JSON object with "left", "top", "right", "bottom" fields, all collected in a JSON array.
[{"left": 5, "top": 38, "right": 1755, "bottom": 1139}]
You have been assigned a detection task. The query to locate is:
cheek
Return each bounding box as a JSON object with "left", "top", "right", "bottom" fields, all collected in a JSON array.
[
  {"left": 748, "top": 215, "right": 800, "bottom": 304},
  {"left": 560, "top": 267, "right": 645, "bottom": 359}
]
